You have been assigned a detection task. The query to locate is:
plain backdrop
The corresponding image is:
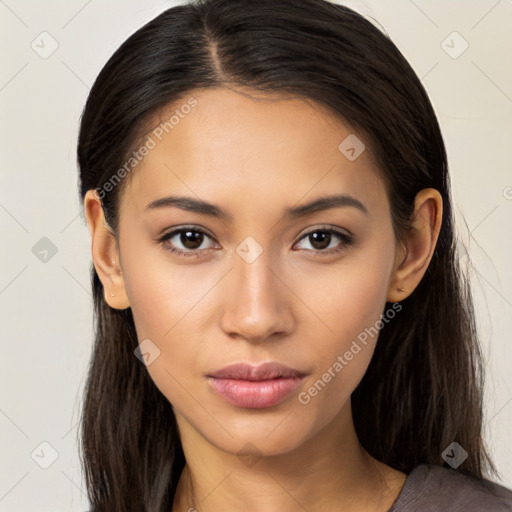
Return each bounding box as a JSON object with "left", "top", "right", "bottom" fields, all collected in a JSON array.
[{"left": 1, "top": 1, "right": 511, "bottom": 510}]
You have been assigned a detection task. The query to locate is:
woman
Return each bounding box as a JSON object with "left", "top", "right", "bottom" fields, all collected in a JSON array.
[{"left": 78, "top": 0, "right": 512, "bottom": 510}]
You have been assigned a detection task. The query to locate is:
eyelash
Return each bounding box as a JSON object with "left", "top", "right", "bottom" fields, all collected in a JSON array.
[{"left": 157, "top": 225, "right": 354, "bottom": 258}]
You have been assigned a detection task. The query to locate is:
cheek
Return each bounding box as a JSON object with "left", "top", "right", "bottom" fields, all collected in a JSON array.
[
  {"left": 298, "top": 251, "right": 393, "bottom": 351},
  {"left": 124, "top": 263, "right": 208, "bottom": 410},
  {"left": 294, "top": 242, "right": 395, "bottom": 403},
  {"left": 124, "top": 266, "right": 214, "bottom": 376},
  {"left": 120, "top": 238, "right": 213, "bottom": 339},
  {"left": 119, "top": 245, "right": 221, "bottom": 403},
  {"left": 294, "top": 284, "right": 387, "bottom": 420}
]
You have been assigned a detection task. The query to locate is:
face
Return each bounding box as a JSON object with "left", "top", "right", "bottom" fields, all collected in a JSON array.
[{"left": 115, "top": 87, "right": 399, "bottom": 456}]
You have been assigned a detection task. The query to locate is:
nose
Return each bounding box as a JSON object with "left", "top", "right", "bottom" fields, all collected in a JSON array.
[{"left": 219, "top": 249, "right": 295, "bottom": 343}]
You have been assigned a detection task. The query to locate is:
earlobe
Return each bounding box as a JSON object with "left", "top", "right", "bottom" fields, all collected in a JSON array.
[
  {"left": 84, "top": 190, "right": 131, "bottom": 309},
  {"left": 386, "top": 188, "right": 443, "bottom": 303}
]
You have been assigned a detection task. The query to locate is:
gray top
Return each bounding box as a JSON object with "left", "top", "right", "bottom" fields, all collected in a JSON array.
[
  {"left": 388, "top": 464, "right": 512, "bottom": 511},
  {"left": 83, "top": 463, "right": 512, "bottom": 511}
]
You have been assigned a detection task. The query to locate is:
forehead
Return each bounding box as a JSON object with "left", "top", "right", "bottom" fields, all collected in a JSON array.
[{"left": 121, "top": 87, "right": 387, "bottom": 218}]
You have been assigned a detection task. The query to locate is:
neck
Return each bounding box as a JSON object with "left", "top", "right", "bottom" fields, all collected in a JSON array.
[{"left": 171, "top": 402, "right": 406, "bottom": 512}]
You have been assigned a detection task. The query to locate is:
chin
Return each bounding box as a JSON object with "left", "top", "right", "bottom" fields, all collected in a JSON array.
[{"left": 186, "top": 406, "right": 321, "bottom": 459}]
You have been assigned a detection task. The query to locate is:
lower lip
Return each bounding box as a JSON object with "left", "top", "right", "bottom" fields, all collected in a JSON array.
[{"left": 207, "top": 376, "right": 305, "bottom": 408}]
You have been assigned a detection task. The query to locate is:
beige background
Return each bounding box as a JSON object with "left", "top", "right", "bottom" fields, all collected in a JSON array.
[{"left": 1, "top": 0, "right": 511, "bottom": 510}]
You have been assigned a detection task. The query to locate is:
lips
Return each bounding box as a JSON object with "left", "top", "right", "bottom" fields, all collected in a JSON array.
[
  {"left": 208, "top": 361, "right": 307, "bottom": 380},
  {"left": 206, "top": 362, "right": 308, "bottom": 408}
]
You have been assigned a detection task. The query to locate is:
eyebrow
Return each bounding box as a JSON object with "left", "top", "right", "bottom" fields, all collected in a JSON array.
[{"left": 144, "top": 193, "right": 368, "bottom": 220}]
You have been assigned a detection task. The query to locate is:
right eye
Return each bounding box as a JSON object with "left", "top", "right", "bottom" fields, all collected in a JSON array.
[{"left": 158, "top": 227, "right": 219, "bottom": 257}]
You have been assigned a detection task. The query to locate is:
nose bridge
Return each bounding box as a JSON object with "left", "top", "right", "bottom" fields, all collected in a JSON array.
[{"left": 219, "top": 240, "right": 293, "bottom": 341}]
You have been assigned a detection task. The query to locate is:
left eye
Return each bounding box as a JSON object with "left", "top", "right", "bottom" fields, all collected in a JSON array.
[{"left": 294, "top": 229, "right": 352, "bottom": 253}]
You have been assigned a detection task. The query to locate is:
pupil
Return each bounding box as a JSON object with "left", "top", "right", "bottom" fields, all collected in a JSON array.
[
  {"left": 181, "top": 230, "right": 203, "bottom": 249},
  {"left": 310, "top": 231, "right": 330, "bottom": 250}
]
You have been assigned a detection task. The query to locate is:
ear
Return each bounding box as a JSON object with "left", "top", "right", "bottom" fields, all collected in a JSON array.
[
  {"left": 387, "top": 188, "right": 443, "bottom": 303},
  {"left": 83, "top": 189, "right": 131, "bottom": 309}
]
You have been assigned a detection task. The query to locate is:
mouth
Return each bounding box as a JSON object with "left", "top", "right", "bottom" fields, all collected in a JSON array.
[{"left": 206, "top": 362, "right": 308, "bottom": 409}]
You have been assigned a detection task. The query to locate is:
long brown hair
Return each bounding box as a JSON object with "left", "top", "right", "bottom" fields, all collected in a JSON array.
[{"left": 77, "top": 0, "right": 496, "bottom": 510}]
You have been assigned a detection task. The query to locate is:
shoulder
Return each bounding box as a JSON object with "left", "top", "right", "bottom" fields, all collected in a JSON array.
[{"left": 389, "top": 464, "right": 512, "bottom": 512}]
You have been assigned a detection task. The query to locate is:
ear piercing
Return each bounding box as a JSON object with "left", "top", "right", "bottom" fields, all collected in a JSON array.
[
  {"left": 397, "top": 287, "right": 405, "bottom": 292},
  {"left": 109, "top": 273, "right": 116, "bottom": 297}
]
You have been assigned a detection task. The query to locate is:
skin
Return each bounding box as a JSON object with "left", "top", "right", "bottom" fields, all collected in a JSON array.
[{"left": 84, "top": 86, "right": 443, "bottom": 512}]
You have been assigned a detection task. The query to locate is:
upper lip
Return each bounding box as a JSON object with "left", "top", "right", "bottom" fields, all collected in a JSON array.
[{"left": 207, "top": 362, "right": 307, "bottom": 381}]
